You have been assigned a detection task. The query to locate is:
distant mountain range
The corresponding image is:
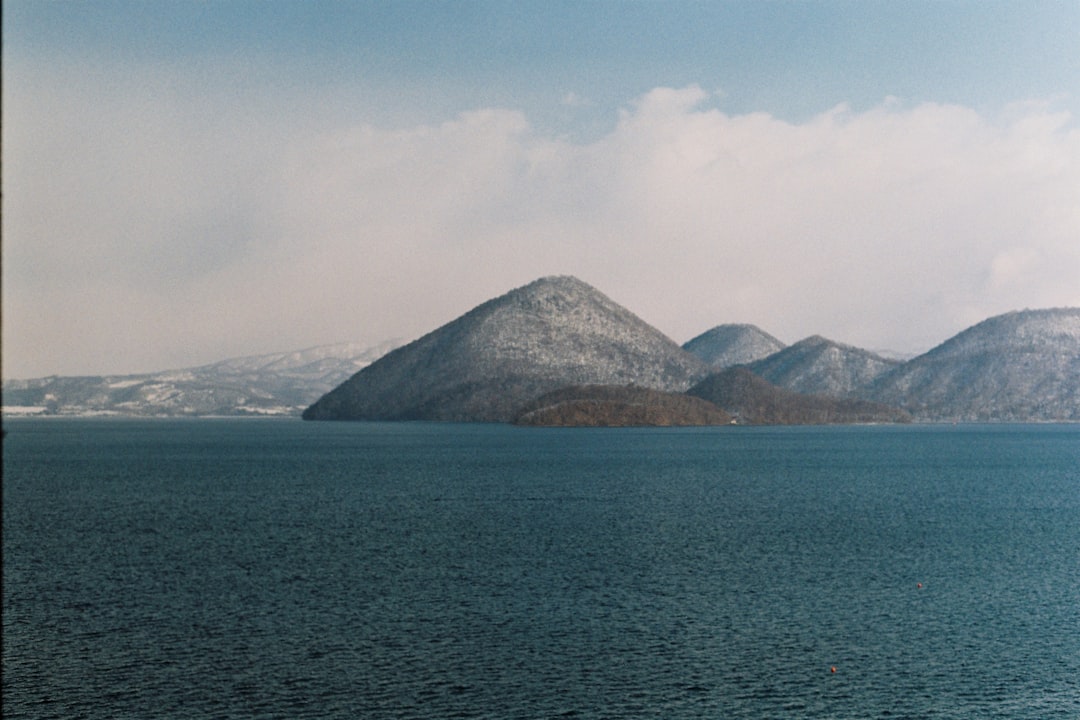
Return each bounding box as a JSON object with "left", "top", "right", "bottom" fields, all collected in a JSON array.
[
  {"left": 302, "top": 277, "right": 1078, "bottom": 424},
  {"left": 5, "top": 277, "right": 1078, "bottom": 423},
  {"left": 2, "top": 340, "right": 401, "bottom": 417}
]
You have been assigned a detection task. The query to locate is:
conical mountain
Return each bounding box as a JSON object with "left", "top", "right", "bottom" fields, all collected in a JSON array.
[
  {"left": 867, "top": 308, "right": 1080, "bottom": 421},
  {"left": 683, "top": 324, "right": 786, "bottom": 369},
  {"left": 747, "top": 335, "right": 900, "bottom": 397},
  {"left": 303, "top": 276, "right": 710, "bottom": 422}
]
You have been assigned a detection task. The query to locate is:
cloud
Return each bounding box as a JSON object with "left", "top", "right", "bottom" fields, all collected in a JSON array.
[
  {"left": 560, "top": 92, "right": 591, "bottom": 107},
  {"left": 4, "top": 70, "right": 1078, "bottom": 377}
]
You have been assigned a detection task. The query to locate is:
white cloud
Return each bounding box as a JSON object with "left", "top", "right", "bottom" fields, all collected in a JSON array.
[
  {"left": 560, "top": 92, "right": 591, "bottom": 107},
  {"left": 4, "top": 71, "right": 1079, "bottom": 377}
]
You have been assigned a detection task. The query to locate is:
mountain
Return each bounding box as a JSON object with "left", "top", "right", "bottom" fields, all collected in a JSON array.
[
  {"left": 866, "top": 308, "right": 1080, "bottom": 421},
  {"left": 303, "top": 276, "right": 710, "bottom": 422},
  {"left": 688, "top": 367, "right": 911, "bottom": 425},
  {"left": 1, "top": 340, "right": 400, "bottom": 417},
  {"left": 513, "top": 384, "right": 733, "bottom": 427},
  {"left": 747, "top": 335, "right": 900, "bottom": 397},
  {"left": 682, "top": 324, "right": 786, "bottom": 369},
  {"left": 7, "top": 273, "right": 1076, "bottom": 423}
]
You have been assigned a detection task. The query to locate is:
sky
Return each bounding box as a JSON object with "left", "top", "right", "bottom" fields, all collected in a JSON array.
[{"left": 3, "top": 0, "right": 1080, "bottom": 378}]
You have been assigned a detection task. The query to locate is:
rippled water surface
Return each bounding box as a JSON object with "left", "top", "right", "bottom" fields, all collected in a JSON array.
[{"left": 4, "top": 419, "right": 1079, "bottom": 718}]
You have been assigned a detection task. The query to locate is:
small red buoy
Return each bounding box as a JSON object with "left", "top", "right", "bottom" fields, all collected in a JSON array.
[
  {"left": 830, "top": 666, "right": 837, "bottom": 673},
  {"left": 917, "top": 582, "right": 923, "bottom": 589}
]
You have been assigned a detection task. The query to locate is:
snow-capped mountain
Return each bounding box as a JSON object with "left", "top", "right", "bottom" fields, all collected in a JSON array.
[
  {"left": 865, "top": 308, "right": 1080, "bottom": 421},
  {"left": 747, "top": 335, "right": 901, "bottom": 397},
  {"left": 682, "top": 324, "right": 786, "bottom": 369},
  {"left": 2, "top": 340, "right": 401, "bottom": 417},
  {"left": 303, "top": 276, "right": 710, "bottom": 422},
  {"left": 5, "top": 279, "right": 1077, "bottom": 423}
]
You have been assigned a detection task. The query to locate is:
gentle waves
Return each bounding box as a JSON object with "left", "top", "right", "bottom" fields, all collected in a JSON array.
[{"left": 3, "top": 419, "right": 1079, "bottom": 719}]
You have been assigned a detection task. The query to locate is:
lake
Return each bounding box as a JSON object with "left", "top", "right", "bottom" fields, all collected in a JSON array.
[{"left": 3, "top": 419, "right": 1079, "bottom": 718}]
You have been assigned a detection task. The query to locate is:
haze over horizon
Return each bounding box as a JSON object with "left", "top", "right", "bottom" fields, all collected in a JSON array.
[{"left": 4, "top": 1, "right": 1079, "bottom": 379}]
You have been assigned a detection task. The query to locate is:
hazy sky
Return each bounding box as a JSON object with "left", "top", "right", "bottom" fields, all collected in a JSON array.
[{"left": 4, "top": 1, "right": 1079, "bottom": 378}]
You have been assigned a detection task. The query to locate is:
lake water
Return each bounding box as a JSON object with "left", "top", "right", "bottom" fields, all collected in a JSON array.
[{"left": 3, "top": 419, "right": 1079, "bottom": 719}]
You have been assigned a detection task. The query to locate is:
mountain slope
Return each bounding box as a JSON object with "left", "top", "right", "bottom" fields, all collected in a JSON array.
[
  {"left": 513, "top": 385, "right": 732, "bottom": 426},
  {"left": 303, "top": 276, "right": 710, "bottom": 422},
  {"left": 688, "top": 367, "right": 911, "bottom": 424},
  {"left": 748, "top": 335, "right": 900, "bottom": 397},
  {"left": 682, "top": 324, "right": 786, "bottom": 369},
  {"left": 1, "top": 340, "right": 400, "bottom": 417},
  {"left": 866, "top": 308, "right": 1080, "bottom": 421}
]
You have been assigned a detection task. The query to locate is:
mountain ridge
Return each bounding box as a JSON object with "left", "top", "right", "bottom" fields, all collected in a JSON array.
[
  {"left": 747, "top": 335, "right": 901, "bottom": 397},
  {"left": 865, "top": 307, "right": 1080, "bottom": 421},
  {"left": 5, "top": 278, "right": 1077, "bottom": 423},
  {"left": 2, "top": 339, "right": 401, "bottom": 417},
  {"left": 688, "top": 367, "right": 911, "bottom": 425}
]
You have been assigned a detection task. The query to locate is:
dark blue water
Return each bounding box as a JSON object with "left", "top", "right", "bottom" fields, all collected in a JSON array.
[{"left": 4, "top": 419, "right": 1079, "bottom": 719}]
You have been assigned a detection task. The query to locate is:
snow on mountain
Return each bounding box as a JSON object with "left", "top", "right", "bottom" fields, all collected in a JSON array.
[
  {"left": 747, "top": 335, "right": 900, "bottom": 397},
  {"left": 2, "top": 339, "right": 402, "bottom": 417},
  {"left": 303, "top": 276, "right": 710, "bottom": 422},
  {"left": 682, "top": 324, "right": 786, "bottom": 369},
  {"left": 866, "top": 308, "right": 1080, "bottom": 421},
  {"left": 5, "top": 277, "right": 1077, "bottom": 423}
]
